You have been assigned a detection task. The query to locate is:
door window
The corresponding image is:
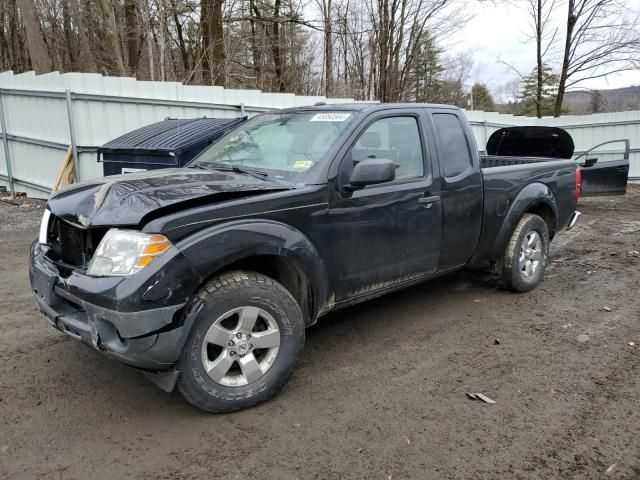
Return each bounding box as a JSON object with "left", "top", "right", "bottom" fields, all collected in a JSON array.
[
  {"left": 350, "top": 117, "right": 424, "bottom": 181},
  {"left": 575, "top": 140, "right": 629, "bottom": 165},
  {"left": 432, "top": 113, "right": 472, "bottom": 178}
]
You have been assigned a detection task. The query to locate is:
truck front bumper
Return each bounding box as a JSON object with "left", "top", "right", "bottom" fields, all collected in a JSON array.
[{"left": 29, "top": 241, "right": 202, "bottom": 377}]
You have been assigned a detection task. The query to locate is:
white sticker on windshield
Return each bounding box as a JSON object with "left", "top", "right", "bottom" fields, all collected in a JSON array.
[{"left": 310, "top": 113, "right": 351, "bottom": 122}]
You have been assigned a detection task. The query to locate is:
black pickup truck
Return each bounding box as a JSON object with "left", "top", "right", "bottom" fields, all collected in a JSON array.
[{"left": 30, "top": 103, "right": 581, "bottom": 412}]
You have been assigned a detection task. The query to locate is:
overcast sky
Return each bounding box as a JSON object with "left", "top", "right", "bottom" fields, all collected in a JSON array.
[{"left": 446, "top": 0, "right": 640, "bottom": 96}]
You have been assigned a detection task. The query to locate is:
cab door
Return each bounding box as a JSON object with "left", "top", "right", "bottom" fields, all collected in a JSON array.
[
  {"left": 428, "top": 109, "right": 483, "bottom": 270},
  {"left": 327, "top": 110, "right": 442, "bottom": 302},
  {"left": 576, "top": 140, "right": 630, "bottom": 196}
]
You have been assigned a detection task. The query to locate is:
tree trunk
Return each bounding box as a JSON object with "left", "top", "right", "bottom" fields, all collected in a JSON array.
[
  {"left": 17, "top": 0, "right": 49, "bottom": 73},
  {"left": 377, "top": 0, "right": 394, "bottom": 102},
  {"left": 73, "top": 5, "right": 94, "bottom": 72},
  {"left": 0, "top": 2, "right": 13, "bottom": 70},
  {"left": 535, "top": 0, "right": 543, "bottom": 118},
  {"left": 251, "top": 0, "right": 284, "bottom": 91},
  {"left": 8, "top": 0, "right": 18, "bottom": 70},
  {"left": 555, "top": 0, "right": 575, "bottom": 117},
  {"left": 98, "top": 0, "right": 126, "bottom": 75},
  {"left": 159, "top": 0, "right": 166, "bottom": 80},
  {"left": 0, "top": 3, "right": 9, "bottom": 70},
  {"left": 62, "top": 0, "right": 76, "bottom": 70},
  {"left": 124, "top": 0, "right": 139, "bottom": 75},
  {"left": 170, "top": 0, "right": 190, "bottom": 78},
  {"left": 322, "top": 0, "right": 333, "bottom": 97},
  {"left": 81, "top": 0, "right": 100, "bottom": 72},
  {"left": 271, "top": 0, "right": 284, "bottom": 92},
  {"left": 201, "top": 0, "right": 210, "bottom": 84},
  {"left": 147, "top": 33, "right": 155, "bottom": 80},
  {"left": 208, "top": 0, "right": 225, "bottom": 85},
  {"left": 249, "top": 0, "right": 261, "bottom": 89}
]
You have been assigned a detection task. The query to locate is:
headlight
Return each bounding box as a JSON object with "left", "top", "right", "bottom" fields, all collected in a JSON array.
[
  {"left": 39, "top": 209, "right": 51, "bottom": 245},
  {"left": 87, "top": 229, "right": 172, "bottom": 277}
]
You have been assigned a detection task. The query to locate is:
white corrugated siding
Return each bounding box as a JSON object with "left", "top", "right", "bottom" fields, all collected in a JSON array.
[{"left": 0, "top": 71, "right": 638, "bottom": 199}]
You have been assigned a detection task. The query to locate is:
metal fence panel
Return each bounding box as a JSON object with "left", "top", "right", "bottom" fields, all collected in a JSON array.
[{"left": 0, "top": 71, "right": 638, "bottom": 199}]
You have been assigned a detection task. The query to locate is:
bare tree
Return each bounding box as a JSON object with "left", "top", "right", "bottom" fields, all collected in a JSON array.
[
  {"left": 124, "top": 0, "right": 140, "bottom": 74},
  {"left": 523, "top": 0, "right": 557, "bottom": 117},
  {"left": 17, "top": 0, "right": 49, "bottom": 73},
  {"left": 168, "top": 0, "right": 191, "bottom": 78},
  {"left": 317, "top": 0, "right": 333, "bottom": 96},
  {"left": 554, "top": 0, "right": 640, "bottom": 116},
  {"left": 98, "top": 0, "right": 126, "bottom": 74},
  {"left": 250, "top": 0, "right": 286, "bottom": 92},
  {"left": 0, "top": 0, "right": 497, "bottom": 108},
  {"left": 209, "top": 0, "right": 226, "bottom": 84},
  {"left": 367, "top": 0, "right": 462, "bottom": 102},
  {"left": 70, "top": 0, "right": 96, "bottom": 72}
]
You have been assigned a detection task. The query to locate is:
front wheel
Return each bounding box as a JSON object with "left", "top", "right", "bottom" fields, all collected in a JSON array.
[
  {"left": 496, "top": 213, "right": 550, "bottom": 292},
  {"left": 177, "top": 271, "right": 305, "bottom": 412}
]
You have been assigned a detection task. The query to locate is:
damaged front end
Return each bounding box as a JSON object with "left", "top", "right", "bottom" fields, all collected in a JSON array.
[
  {"left": 29, "top": 227, "right": 204, "bottom": 391},
  {"left": 29, "top": 168, "right": 297, "bottom": 392}
]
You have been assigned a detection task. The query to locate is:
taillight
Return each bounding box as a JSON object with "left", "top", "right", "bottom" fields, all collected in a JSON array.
[{"left": 575, "top": 167, "right": 582, "bottom": 200}]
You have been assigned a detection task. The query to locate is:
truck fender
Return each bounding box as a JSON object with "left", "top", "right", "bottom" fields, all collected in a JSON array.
[
  {"left": 175, "top": 219, "right": 330, "bottom": 322},
  {"left": 490, "top": 182, "right": 558, "bottom": 260}
]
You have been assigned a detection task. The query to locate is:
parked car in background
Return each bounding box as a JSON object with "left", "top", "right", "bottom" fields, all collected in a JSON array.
[{"left": 30, "top": 103, "right": 582, "bottom": 412}]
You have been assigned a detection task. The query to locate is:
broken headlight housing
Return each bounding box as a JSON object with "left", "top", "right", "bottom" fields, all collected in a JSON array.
[
  {"left": 87, "top": 229, "right": 172, "bottom": 276},
  {"left": 38, "top": 209, "right": 51, "bottom": 245}
]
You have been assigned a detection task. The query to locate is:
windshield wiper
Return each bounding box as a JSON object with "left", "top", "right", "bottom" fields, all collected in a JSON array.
[
  {"left": 231, "top": 165, "right": 268, "bottom": 177},
  {"left": 187, "top": 163, "right": 209, "bottom": 170},
  {"left": 190, "top": 162, "right": 269, "bottom": 181}
]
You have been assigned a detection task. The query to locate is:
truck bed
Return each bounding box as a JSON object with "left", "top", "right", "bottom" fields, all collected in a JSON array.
[{"left": 473, "top": 157, "right": 578, "bottom": 264}]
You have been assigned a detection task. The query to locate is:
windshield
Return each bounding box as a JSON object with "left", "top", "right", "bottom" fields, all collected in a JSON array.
[{"left": 190, "top": 111, "right": 355, "bottom": 180}]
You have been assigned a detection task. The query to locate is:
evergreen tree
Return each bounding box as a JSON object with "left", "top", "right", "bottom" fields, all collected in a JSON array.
[
  {"left": 411, "top": 35, "right": 444, "bottom": 103},
  {"left": 518, "top": 65, "right": 558, "bottom": 116},
  {"left": 589, "top": 90, "right": 607, "bottom": 113},
  {"left": 471, "top": 83, "right": 495, "bottom": 111}
]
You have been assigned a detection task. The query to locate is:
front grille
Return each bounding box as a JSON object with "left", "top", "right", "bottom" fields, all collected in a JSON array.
[
  {"left": 56, "top": 220, "right": 88, "bottom": 267},
  {"left": 46, "top": 216, "right": 107, "bottom": 271}
]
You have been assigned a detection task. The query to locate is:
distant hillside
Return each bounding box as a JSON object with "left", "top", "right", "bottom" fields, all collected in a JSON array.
[{"left": 564, "top": 86, "right": 640, "bottom": 114}]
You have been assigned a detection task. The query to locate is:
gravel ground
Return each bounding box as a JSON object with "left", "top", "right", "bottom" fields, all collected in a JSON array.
[
  {"left": 0, "top": 194, "right": 46, "bottom": 232},
  {"left": 0, "top": 191, "right": 639, "bottom": 480}
]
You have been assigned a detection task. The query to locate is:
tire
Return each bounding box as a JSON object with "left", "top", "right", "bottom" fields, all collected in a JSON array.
[
  {"left": 177, "top": 271, "right": 305, "bottom": 413},
  {"left": 496, "top": 214, "right": 550, "bottom": 293}
]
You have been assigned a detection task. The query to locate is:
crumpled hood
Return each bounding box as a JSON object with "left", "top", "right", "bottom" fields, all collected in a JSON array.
[{"left": 48, "top": 168, "right": 293, "bottom": 227}]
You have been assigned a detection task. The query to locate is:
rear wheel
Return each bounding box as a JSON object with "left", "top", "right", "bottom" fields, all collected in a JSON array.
[
  {"left": 496, "top": 214, "right": 549, "bottom": 292},
  {"left": 177, "top": 271, "right": 305, "bottom": 412}
]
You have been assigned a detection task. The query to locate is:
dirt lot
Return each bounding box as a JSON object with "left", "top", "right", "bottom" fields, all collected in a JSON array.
[{"left": 1, "top": 191, "right": 639, "bottom": 480}]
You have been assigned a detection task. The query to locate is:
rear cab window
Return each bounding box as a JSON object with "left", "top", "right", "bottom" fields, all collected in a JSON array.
[{"left": 432, "top": 113, "right": 473, "bottom": 178}]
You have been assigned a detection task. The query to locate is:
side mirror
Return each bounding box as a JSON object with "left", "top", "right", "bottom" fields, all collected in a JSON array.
[
  {"left": 582, "top": 157, "right": 598, "bottom": 167},
  {"left": 348, "top": 159, "right": 395, "bottom": 188}
]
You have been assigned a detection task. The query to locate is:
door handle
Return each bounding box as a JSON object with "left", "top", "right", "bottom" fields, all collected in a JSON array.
[{"left": 418, "top": 195, "right": 440, "bottom": 204}]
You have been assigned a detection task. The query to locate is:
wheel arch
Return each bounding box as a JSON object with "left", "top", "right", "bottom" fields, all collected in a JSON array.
[
  {"left": 525, "top": 202, "right": 557, "bottom": 239},
  {"left": 215, "top": 255, "right": 313, "bottom": 324},
  {"left": 176, "top": 219, "right": 330, "bottom": 326},
  {"left": 489, "top": 182, "right": 558, "bottom": 260}
]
